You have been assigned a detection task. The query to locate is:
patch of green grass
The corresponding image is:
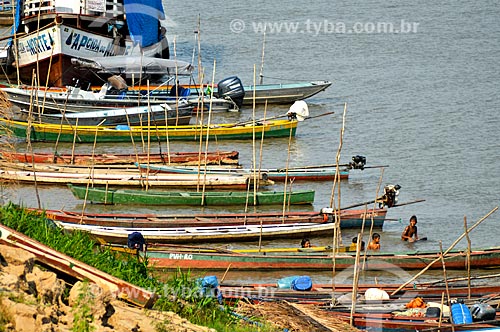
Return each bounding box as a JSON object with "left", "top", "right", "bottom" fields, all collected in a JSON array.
[{"left": 71, "top": 280, "right": 96, "bottom": 332}]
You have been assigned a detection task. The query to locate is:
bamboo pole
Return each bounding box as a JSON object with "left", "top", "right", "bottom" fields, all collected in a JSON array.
[
  {"left": 330, "top": 102, "right": 347, "bottom": 306},
  {"left": 439, "top": 241, "right": 454, "bottom": 332},
  {"left": 220, "top": 264, "right": 232, "bottom": 283},
  {"left": 258, "top": 100, "right": 268, "bottom": 193},
  {"left": 362, "top": 168, "right": 384, "bottom": 271},
  {"left": 26, "top": 71, "right": 41, "bottom": 209},
  {"left": 281, "top": 115, "right": 294, "bottom": 215},
  {"left": 196, "top": 68, "right": 206, "bottom": 192},
  {"left": 350, "top": 234, "right": 362, "bottom": 326},
  {"left": 201, "top": 59, "right": 216, "bottom": 205},
  {"left": 11, "top": 1, "right": 20, "bottom": 85},
  {"left": 252, "top": 64, "right": 257, "bottom": 204},
  {"left": 391, "top": 206, "right": 498, "bottom": 295},
  {"left": 81, "top": 120, "right": 104, "bottom": 214},
  {"left": 259, "top": 28, "right": 266, "bottom": 85},
  {"left": 439, "top": 292, "right": 444, "bottom": 329},
  {"left": 145, "top": 79, "right": 152, "bottom": 191},
  {"left": 464, "top": 216, "right": 471, "bottom": 299}
]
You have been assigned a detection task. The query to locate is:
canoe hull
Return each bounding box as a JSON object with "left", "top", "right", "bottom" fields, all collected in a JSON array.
[
  {"left": 240, "top": 81, "right": 333, "bottom": 105},
  {"left": 60, "top": 221, "right": 340, "bottom": 244},
  {"left": 142, "top": 247, "right": 500, "bottom": 271},
  {"left": 41, "top": 208, "right": 386, "bottom": 229},
  {"left": 1, "top": 118, "right": 297, "bottom": 142},
  {"left": 68, "top": 184, "right": 315, "bottom": 206},
  {"left": 138, "top": 163, "right": 350, "bottom": 181},
  {"left": 0, "top": 151, "right": 240, "bottom": 166}
]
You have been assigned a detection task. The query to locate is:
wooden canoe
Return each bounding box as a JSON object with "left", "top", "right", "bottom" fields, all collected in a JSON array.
[
  {"left": 218, "top": 281, "right": 500, "bottom": 304},
  {"left": 15, "top": 102, "right": 194, "bottom": 126},
  {"left": 131, "top": 245, "right": 500, "bottom": 271},
  {"left": 67, "top": 184, "right": 314, "bottom": 206},
  {"left": 0, "top": 169, "right": 271, "bottom": 189},
  {"left": 40, "top": 207, "right": 387, "bottom": 228},
  {"left": 323, "top": 310, "right": 499, "bottom": 331},
  {"left": 136, "top": 163, "right": 350, "bottom": 181},
  {"left": 54, "top": 220, "right": 339, "bottom": 244},
  {"left": 0, "top": 150, "right": 240, "bottom": 165},
  {"left": 0, "top": 224, "right": 157, "bottom": 308},
  {"left": 0, "top": 118, "right": 298, "bottom": 143}
]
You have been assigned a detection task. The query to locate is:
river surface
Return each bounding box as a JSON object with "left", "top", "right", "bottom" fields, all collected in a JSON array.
[{"left": 3, "top": 0, "right": 500, "bottom": 286}]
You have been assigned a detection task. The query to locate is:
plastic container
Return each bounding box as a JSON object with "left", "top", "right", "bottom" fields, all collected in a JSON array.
[
  {"left": 291, "top": 276, "right": 313, "bottom": 291},
  {"left": 470, "top": 303, "right": 496, "bottom": 321},
  {"left": 201, "top": 275, "right": 219, "bottom": 288},
  {"left": 451, "top": 303, "right": 473, "bottom": 324},
  {"left": 276, "top": 276, "right": 299, "bottom": 289},
  {"left": 426, "top": 307, "right": 441, "bottom": 318}
]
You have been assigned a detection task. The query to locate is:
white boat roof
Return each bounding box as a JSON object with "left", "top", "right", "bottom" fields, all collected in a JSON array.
[{"left": 72, "top": 56, "right": 194, "bottom": 76}]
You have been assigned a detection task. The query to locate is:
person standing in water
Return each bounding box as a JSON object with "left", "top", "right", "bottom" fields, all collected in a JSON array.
[{"left": 401, "top": 215, "right": 419, "bottom": 242}]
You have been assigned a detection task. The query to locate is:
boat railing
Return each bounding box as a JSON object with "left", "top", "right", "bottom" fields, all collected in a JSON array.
[{"left": 22, "top": 0, "right": 124, "bottom": 18}]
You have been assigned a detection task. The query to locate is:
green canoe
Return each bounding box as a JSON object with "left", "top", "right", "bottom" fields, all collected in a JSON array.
[{"left": 68, "top": 184, "right": 315, "bottom": 206}]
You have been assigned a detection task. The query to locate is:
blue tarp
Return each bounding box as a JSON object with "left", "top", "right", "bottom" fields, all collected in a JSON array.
[
  {"left": 123, "top": 0, "right": 165, "bottom": 48},
  {"left": 7, "top": 0, "right": 22, "bottom": 47}
]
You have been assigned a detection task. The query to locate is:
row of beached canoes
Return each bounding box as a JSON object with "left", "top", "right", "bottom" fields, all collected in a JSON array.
[{"left": 0, "top": 151, "right": 370, "bottom": 206}]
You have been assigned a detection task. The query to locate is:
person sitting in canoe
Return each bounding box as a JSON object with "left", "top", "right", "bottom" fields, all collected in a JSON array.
[
  {"left": 367, "top": 233, "right": 381, "bottom": 250},
  {"left": 127, "top": 231, "right": 147, "bottom": 252},
  {"left": 301, "top": 238, "right": 312, "bottom": 248},
  {"left": 401, "top": 215, "right": 419, "bottom": 242}
]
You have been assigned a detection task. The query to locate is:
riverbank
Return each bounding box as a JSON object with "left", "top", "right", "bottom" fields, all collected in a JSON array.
[
  {"left": 0, "top": 243, "right": 213, "bottom": 332},
  {"left": 0, "top": 204, "right": 360, "bottom": 331}
]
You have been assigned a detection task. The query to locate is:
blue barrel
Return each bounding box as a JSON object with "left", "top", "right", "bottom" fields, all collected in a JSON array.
[
  {"left": 451, "top": 303, "right": 473, "bottom": 324},
  {"left": 291, "top": 276, "right": 313, "bottom": 291}
]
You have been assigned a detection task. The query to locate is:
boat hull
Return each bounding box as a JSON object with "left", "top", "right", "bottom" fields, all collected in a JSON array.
[
  {"left": 67, "top": 184, "right": 314, "bottom": 206},
  {"left": 240, "top": 81, "right": 332, "bottom": 105},
  {"left": 142, "top": 246, "right": 500, "bottom": 271},
  {"left": 13, "top": 104, "right": 193, "bottom": 126},
  {"left": 0, "top": 118, "right": 297, "bottom": 142},
  {"left": 0, "top": 151, "right": 240, "bottom": 166},
  {"left": 138, "top": 163, "right": 350, "bottom": 181},
  {"left": 57, "top": 221, "right": 341, "bottom": 244},
  {"left": 41, "top": 208, "right": 386, "bottom": 229}
]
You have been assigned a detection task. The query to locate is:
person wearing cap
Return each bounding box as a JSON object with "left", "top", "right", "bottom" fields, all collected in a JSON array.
[{"left": 401, "top": 215, "right": 419, "bottom": 242}]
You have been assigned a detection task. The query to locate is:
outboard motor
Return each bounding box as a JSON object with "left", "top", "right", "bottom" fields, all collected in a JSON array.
[
  {"left": 215, "top": 76, "right": 245, "bottom": 109},
  {"left": 377, "top": 184, "right": 401, "bottom": 208},
  {"left": 349, "top": 155, "right": 367, "bottom": 170}
]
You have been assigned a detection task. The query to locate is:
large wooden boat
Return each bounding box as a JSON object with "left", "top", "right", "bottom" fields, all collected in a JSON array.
[
  {"left": 1, "top": 57, "right": 234, "bottom": 113},
  {"left": 130, "top": 245, "right": 500, "bottom": 271},
  {"left": 0, "top": 223, "right": 156, "bottom": 308},
  {"left": 3, "top": 0, "right": 170, "bottom": 86},
  {"left": 40, "top": 207, "right": 387, "bottom": 229},
  {"left": 0, "top": 150, "right": 240, "bottom": 166},
  {"left": 0, "top": 117, "right": 298, "bottom": 143},
  {"left": 67, "top": 184, "right": 313, "bottom": 206}
]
